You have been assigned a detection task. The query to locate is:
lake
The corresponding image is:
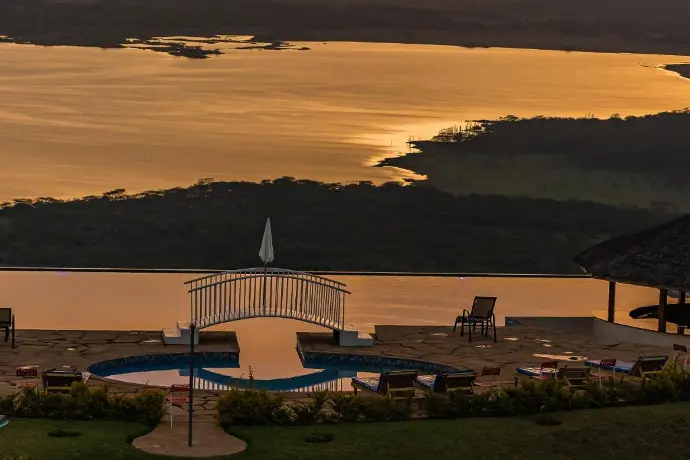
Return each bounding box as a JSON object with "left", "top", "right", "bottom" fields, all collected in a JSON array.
[{"left": 0, "top": 41, "right": 689, "bottom": 201}]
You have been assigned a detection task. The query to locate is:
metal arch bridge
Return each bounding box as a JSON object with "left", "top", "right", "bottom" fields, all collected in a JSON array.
[{"left": 185, "top": 268, "right": 351, "bottom": 331}]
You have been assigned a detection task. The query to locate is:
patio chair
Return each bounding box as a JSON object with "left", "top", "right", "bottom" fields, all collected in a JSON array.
[
  {"left": 516, "top": 360, "right": 558, "bottom": 381},
  {"left": 415, "top": 371, "right": 477, "bottom": 395},
  {"left": 588, "top": 358, "right": 617, "bottom": 387},
  {"left": 673, "top": 344, "right": 688, "bottom": 369},
  {"left": 557, "top": 366, "right": 591, "bottom": 389},
  {"left": 473, "top": 366, "right": 516, "bottom": 390},
  {"left": 0, "top": 308, "right": 13, "bottom": 344},
  {"left": 15, "top": 365, "right": 39, "bottom": 392},
  {"left": 453, "top": 296, "right": 498, "bottom": 343},
  {"left": 586, "top": 356, "right": 668, "bottom": 386},
  {"left": 41, "top": 368, "right": 84, "bottom": 393},
  {"left": 352, "top": 370, "right": 419, "bottom": 398},
  {"left": 166, "top": 384, "right": 190, "bottom": 428}
]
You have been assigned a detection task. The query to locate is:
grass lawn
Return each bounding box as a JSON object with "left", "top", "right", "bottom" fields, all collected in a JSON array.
[{"left": 3, "top": 404, "right": 690, "bottom": 460}]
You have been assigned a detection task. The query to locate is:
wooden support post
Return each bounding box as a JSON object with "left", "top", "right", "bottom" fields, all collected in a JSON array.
[
  {"left": 659, "top": 289, "right": 668, "bottom": 333},
  {"left": 607, "top": 281, "right": 616, "bottom": 323},
  {"left": 681, "top": 291, "right": 687, "bottom": 305}
]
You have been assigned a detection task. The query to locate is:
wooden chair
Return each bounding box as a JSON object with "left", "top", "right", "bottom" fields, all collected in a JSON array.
[
  {"left": 352, "top": 370, "right": 419, "bottom": 399},
  {"left": 416, "top": 372, "right": 477, "bottom": 395},
  {"left": 589, "top": 358, "right": 617, "bottom": 387},
  {"left": 15, "top": 365, "right": 39, "bottom": 392},
  {"left": 627, "top": 356, "right": 668, "bottom": 387},
  {"left": 42, "top": 368, "right": 83, "bottom": 393},
  {"left": 473, "top": 366, "right": 516, "bottom": 390},
  {"left": 557, "top": 366, "right": 591, "bottom": 389},
  {"left": 453, "top": 296, "right": 498, "bottom": 343},
  {"left": 167, "top": 384, "right": 190, "bottom": 427}
]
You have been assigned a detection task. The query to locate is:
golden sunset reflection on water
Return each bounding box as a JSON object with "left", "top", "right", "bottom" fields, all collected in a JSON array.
[{"left": 0, "top": 42, "right": 689, "bottom": 201}]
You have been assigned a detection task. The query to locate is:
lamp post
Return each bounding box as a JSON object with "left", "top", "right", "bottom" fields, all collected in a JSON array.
[{"left": 188, "top": 322, "right": 196, "bottom": 447}]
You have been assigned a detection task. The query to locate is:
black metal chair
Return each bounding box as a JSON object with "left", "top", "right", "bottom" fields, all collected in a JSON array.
[
  {"left": 453, "top": 296, "right": 497, "bottom": 343},
  {"left": 0, "top": 308, "right": 13, "bottom": 344}
]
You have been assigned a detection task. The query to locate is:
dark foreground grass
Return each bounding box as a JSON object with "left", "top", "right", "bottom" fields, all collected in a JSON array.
[
  {"left": 230, "top": 403, "right": 690, "bottom": 460},
  {"left": 3, "top": 404, "right": 690, "bottom": 460},
  {"left": 0, "top": 419, "right": 154, "bottom": 460}
]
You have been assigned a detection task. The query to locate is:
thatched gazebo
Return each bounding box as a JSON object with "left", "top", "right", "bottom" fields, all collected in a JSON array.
[{"left": 574, "top": 215, "right": 690, "bottom": 332}]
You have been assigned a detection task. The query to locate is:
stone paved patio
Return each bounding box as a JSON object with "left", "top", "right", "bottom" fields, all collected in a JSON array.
[
  {"left": 299, "top": 324, "right": 673, "bottom": 379},
  {"left": 0, "top": 324, "right": 676, "bottom": 415}
]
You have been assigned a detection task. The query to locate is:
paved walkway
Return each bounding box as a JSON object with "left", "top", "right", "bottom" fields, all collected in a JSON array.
[{"left": 133, "top": 410, "right": 246, "bottom": 457}]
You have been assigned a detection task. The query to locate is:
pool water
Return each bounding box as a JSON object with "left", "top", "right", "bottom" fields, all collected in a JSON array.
[{"left": 93, "top": 348, "right": 449, "bottom": 392}]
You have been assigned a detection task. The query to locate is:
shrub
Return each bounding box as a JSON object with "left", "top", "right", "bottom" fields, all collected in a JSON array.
[
  {"left": 360, "top": 395, "right": 412, "bottom": 422},
  {"left": 217, "top": 389, "right": 292, "bottom": 426},
  {"left": 292, "top": 391, "right": 330, "bottom": 425},
  {"left": 304, "top": 432, "right": 334, "bottom": 443},
  {"left": 48, "top": 428, "right": 82, "bottom": 438},
  {"left": 0, "top": 383, "right": 165, "bottom": 425},
  {"left": 328, "top": 394, "right": 366, "bottom": 423}
]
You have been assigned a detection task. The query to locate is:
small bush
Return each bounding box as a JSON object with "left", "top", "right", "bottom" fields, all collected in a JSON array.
[
  {"left": 534, "top": 415, "right": 563, "bottom": 426},
  {"left": 47, "top": 428, "right": 82, "bottom": 438},
  {"left": 292, "top": 391, "right": 330, "bottom": 425},
  {"left": 360, "top": 395, "right": 411, "bottom": 422},
  {"left": 304, "top": 432, "right": 334, "bottom": 443},
  {"left": 217, "top": 389, "right": 292, "bottom": 426},
  {"left": 328, "top": 394, "right": 366, "bottom": 423}
]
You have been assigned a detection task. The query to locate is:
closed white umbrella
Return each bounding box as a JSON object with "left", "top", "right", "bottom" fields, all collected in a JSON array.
[
  {"left": 258, "top": 218, "right": 274, "bottom": 312},
  {"left": 259, "top": 218, "right": 274, "bottom": 265}
]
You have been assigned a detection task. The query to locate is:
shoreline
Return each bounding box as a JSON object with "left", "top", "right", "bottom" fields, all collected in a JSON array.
[{"left": 3, "top": 0, "right": 690, "bottom": 58}]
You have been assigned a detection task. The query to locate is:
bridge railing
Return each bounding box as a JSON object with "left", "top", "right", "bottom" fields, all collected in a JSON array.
[{"left": 185, "top": 268, "right": 350, "bottom": 330}]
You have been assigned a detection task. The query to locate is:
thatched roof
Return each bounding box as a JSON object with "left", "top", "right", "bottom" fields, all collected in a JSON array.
[{"left": 574, "top": 214, "right": 690, "bottom": 291}]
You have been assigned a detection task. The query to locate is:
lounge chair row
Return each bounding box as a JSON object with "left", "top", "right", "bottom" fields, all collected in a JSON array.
[
  {"left": 14, "top": 366, "right": 89, "bottom": 393},
  {"left": 351, "top": 367, "right": 513, "bottom": 398},
  {"left": 516, "top": 355, "right": 670, "bottom": 388}
]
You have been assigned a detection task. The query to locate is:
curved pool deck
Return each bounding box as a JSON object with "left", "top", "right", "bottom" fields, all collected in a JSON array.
[{"left": 0, "top": 324, "right": 673, "bottom": 418}]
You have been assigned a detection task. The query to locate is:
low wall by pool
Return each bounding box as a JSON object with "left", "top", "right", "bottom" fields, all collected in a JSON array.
[{"left": 297, "top": 345, "right": 464, "bottom": 374}]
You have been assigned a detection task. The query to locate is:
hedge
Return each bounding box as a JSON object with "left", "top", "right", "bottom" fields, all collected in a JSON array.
[
  {"left": 217, "top": 365, "right": 690, "bottom": 426},
  {"left": 0, "top": 383, "right": 166, "bottom": 426}
]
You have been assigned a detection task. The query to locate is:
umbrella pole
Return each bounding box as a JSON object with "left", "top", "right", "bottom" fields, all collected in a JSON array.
[{"left": 262, "top": 262, "right": 268, "bottom": 315}]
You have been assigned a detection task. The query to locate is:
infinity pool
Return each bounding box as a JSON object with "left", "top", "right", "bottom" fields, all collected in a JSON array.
[{"left": 89, "top": 345, "right": 460, "bottom": 392}]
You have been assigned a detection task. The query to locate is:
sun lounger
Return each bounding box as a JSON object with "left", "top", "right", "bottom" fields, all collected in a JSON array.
[
  {"left": 516, "top": 361, "right": 558, "bottom": 380},
  {"left": 352, "top": 370, "right": 419, "bottom": 398},
  {"left": 453, "top": 296, "right": 498, "bottom": 343},
  {"left": 586, "top": 356, "right": 668, "bottom": 385},
  {"left": 42, "top": 368, "right": 84, "bottom": 393},
  {"left": 416, "top": 372, "right": 477, "bottom": 395}
]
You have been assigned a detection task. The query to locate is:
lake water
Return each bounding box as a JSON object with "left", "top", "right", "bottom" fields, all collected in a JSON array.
[
  {"left": 1, "top": 41, "right": 689, "bottom": 201},
  {"left": 2, "top": 270, "right": 660, "bottom": 390}
]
